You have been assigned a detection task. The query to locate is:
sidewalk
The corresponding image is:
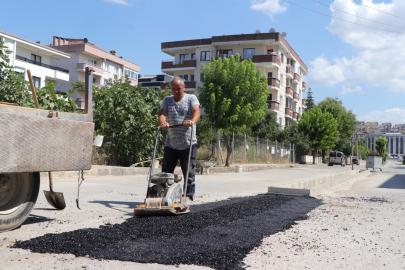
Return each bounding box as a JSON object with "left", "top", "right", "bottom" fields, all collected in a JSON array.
[{"left": 41, "top": 162, "right": 369, "bottom": 197}]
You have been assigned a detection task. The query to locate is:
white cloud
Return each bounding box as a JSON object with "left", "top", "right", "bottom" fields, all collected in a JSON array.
[
  {"left": 309, "top": 0, "right": 405, "bottom": 93},
  {"left": 103, "top": 0, "right": 129, "bottom": 5},
  {"left": 250, "top": 0, "right": 288, "bottom": 19},
  {"left": 340, "top": 85, "right": 364, "bottom": 95},
  {"left": 357, "top": 108, "right": 405, "bottom": 125}
]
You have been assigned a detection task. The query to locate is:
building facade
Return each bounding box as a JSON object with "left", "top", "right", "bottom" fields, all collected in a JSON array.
[
  {"left": 365, "top": 133, "right": 405, "bottom": 156},
  {"left": 0, "top": 29, "right": 70, "bottom": 90},
  {"left": 160, "top": 31, "right": 308, "bottom": 128},
  {"left": 48, "top": 37, "right": 140, "bottom": 109},
  {"left": 139, "top": 74, "right": 172, "bottom": 91}
]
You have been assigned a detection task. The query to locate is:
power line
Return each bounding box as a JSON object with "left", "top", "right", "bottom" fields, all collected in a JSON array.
[
  {"left": 312, "top": 0, "right": 405, "bottom": 30},
  {"left": 281, "top": 0, "right": 403, "bottom": 34},
  {"left": 352, "top": 0, "right": 405, "bottom": 20}
]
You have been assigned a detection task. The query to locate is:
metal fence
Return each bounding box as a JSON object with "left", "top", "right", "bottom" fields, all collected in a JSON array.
[
  {"left": 197, "top": 132, "right": 294, "bottom": 165},
  {"left": 92, "top": 132, "right": 295, "bottom": 166}
]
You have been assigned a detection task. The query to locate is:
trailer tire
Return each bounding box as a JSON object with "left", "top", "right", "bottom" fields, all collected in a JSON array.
[{"left": 0, "top": 172, "right": 40, "bottom": 232}]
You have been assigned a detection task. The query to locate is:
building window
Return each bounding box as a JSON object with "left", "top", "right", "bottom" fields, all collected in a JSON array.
[
  {"left": 281, "top": 53, "right": 284, "bottom": 63},
  {"left": 279, "top": 117, "right": 282, "bottom": 126},
  {"left": 124, "top": 68, "right": 138, "bottom": 80},
  {"left": 33, "top": 76, "right": 41, "bottom": 88},
  {"left": 243, "top": 48, "right": 255, "bottom": 59},
  {"left": 190, "top": 74, "right": 195, "bottom": 81},
  {"left": 200, "top": 51, "right": 210, "bottom": 61},
  {"left": 267, "top": 72, "right": 273, "bottom": 78},
  {"left": 191, "top": 53, "right": 196, "bottom": 60},
  {"left": 180, "top": 54, "right": 189, "bottom": 64},
  {"left": 180, "top": 74, "right": 189, "bottom": 81},
  {"left": 114, "top": 66, "right": 120, "bottom": 75},
  {"left": 280, "top": 95, "right": 284, "bottom": 107},
  {"left": 31, "top": 54, "right": 41, "bottom": 65},
  {"left": 87, "top": 59, "right": 97, "bottom": 66},
  {"left": 217, "top": 49, "right": 232, "bottom": 58},
  {"left": 280, "top": 74, "right": 284, "bottom": 86},
  {"left": 104, "top": 62, "right": 110, "bottom": 72},
  {"left": 268, "top": 94, "right": 273, "bottom": 101}
]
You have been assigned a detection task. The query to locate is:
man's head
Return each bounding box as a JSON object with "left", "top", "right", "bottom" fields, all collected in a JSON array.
[{"left": 170, "top": 77, "right": 185, "bottom": 102}]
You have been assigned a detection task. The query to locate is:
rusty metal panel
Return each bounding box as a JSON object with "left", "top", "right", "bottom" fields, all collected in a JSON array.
[{"left": 0, "top": 112, "right": 94, "bottom": 173}]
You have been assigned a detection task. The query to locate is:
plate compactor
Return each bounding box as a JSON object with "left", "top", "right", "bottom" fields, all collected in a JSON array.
[{"left": 134, "top": 125, "right": 192, "bottom": 216}]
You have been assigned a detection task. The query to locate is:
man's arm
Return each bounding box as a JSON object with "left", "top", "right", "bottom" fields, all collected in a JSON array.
[
  {"left": 183, "top": 105, "right": 201, "bottom": 127},
  {"left": 159, "top": 109, "right": 169, "bottom": 130}
]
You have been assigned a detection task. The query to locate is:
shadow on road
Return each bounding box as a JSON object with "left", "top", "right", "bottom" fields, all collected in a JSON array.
[
  {"left": 89, "top": 200, "right": 142, "bottom": 215},
  {"left": 378, "top": 174, "right": 405, "bottom": 189}
]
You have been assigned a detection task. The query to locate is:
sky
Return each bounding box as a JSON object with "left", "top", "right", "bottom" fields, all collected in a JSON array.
[{"left": 1, "top": 0, "right": 405, "bottom": 125}]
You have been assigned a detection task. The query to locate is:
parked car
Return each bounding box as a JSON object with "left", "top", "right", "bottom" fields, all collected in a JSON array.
[
  {"left": 397, "top": 155, "right": 403, "bottom": 162},
  {"left": 328, "top": 151, "right": 345, "bottom": 166},
  {"left": 352, "top": 156, "right": 360, "bottom": 165}
]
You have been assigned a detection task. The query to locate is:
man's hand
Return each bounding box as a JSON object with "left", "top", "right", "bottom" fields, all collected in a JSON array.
[
  {"left": 183, "top": 120, "right": 194, "bottom": 128},
  {"left": 160, "top": 122, "right": 169, "bottom": 130}
]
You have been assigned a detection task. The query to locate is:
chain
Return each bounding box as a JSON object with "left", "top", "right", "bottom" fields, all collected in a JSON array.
[{"left": 76, "top": 170, "right": 84, "bottom": 210}]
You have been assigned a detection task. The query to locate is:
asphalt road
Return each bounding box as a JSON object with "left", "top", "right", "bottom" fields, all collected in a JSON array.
[{"left": 2, "top": 160, "right": 403, "bottom": 269}]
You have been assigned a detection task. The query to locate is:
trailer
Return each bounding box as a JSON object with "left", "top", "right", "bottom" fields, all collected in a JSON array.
[{"left": 0, "top": 68, "right": 95, "bottom": 232}]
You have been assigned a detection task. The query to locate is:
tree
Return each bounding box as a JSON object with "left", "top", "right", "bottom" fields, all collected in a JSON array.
[
  {"left": 277, "top": 124, "right": 312, "bottom": 162},
  {"left": 250, "top": 111, "right": 280, "bottom": 140},
  {"left": 317, "top": 97, "right": 357, "bottom": 153},
  {"left": 375, "top": 137, "right": 388, "bottom": 163},
  {"left": 305, "top": 87, "right": 316, "bottom": 111},
  {"left": 297, "top": 108, "right": 339, "bottom": 164},
  {"left": 198, "top": 54, "right": 268, "bottom": 166},
  {"left": 93, "top": 76, "right": 170, "bottom": 166}
]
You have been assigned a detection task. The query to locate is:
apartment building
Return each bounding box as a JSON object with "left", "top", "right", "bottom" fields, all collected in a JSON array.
[
  {"left": 0, "top": 29, "right": 70, "bottom": 89},
  {"left": 48, "top": 37, "right": 140, "bottom": 109},
  {"left": 366, "top": 133, "right": 405, "bottom": 156},
  {"left": 160, "top": 30, "right": 308, "bottom": 128}
]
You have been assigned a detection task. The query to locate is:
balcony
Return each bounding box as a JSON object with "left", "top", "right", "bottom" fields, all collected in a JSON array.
[
  {"left": 302, "top": 81, "right": 306, "bottom": 91},
  {"left": 161, "top": 59, "right": 197, "bottom": 70},
  {"left": 286, "top": 66, "right": 294, "bottom": 79},
  {"left": 77, "top": 62, "right": 104, "bottom": 75},
  {"left": 267, "top": 100, "right": 279, "bottom": 111},
  {"left": 16, "top": 55, "right": 69, "bottom": 73},
  {"left": 302, "top": 98, "right": 306, "bottom": 106},
  {"left": 293, "top": 112, "right": 298, "bottom": 120},
  {"left": 285, "top": 108, "right": 293, "bottom": 119},
  {"left": 293, "top": 73, "right": 300, "bottom": 82},
  {"left": 286, "top": 87, "right": 293, "bottom": 98},
  {"left": 252, "top": 54, "right": 281, "bottom": 66},
  {"left": 161, "top": 81, "right": 196, "bottom": 89},
  {"left": 268, "top": 78, "right": 280, "bottom": 88},
  {"left": 293, "top": 92, "right": 299, "bottom": 102}
]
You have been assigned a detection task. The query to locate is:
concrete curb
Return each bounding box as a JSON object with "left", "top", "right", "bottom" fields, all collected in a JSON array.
[
  {"left": 40, "top": 163, "right": 297, "bottom": 180},
  {"left": 268, "top": 169, "right": 371, "bottom": 196}
]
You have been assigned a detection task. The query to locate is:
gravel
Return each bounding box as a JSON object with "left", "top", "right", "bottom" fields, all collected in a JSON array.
[{"left": 14, "top": 194, "right": 320, "bottom": 270}]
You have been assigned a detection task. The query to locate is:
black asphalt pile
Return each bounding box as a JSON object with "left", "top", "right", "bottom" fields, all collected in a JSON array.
[{"left": 14, "top": 194, "right": 321, "bottom": 270}]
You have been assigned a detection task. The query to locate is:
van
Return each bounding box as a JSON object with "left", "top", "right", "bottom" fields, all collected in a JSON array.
[{"left": 329, "top": 151, "right": 345, "bottom": 166}]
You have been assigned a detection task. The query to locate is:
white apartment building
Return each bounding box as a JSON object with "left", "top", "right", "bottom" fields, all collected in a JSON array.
[
  {"left": 366, "top": 133, "right": 405, "bottom": 156},
  {"left": 48, "top": 37, "right": 140, "bottom": 109},
  {"left": 160, "top": 30, "right": 308, "bottom": 128},
  {"left": 0, "top": 29, "right": 70, "bottom": 89}
]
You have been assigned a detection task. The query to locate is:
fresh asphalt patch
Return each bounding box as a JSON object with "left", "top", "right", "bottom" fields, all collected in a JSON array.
[{"left": 14, "top": 194, "right": 321, "bottom": 270}]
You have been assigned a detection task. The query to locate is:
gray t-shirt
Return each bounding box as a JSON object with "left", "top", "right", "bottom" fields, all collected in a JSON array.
[{"left": 161, "top": 94, "right": 200, "bottom": 150}]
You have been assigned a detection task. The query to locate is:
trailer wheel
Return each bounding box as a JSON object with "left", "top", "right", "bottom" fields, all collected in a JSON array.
[{"left": 0, "top": 172, "right": 40, "bottom": 232}]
